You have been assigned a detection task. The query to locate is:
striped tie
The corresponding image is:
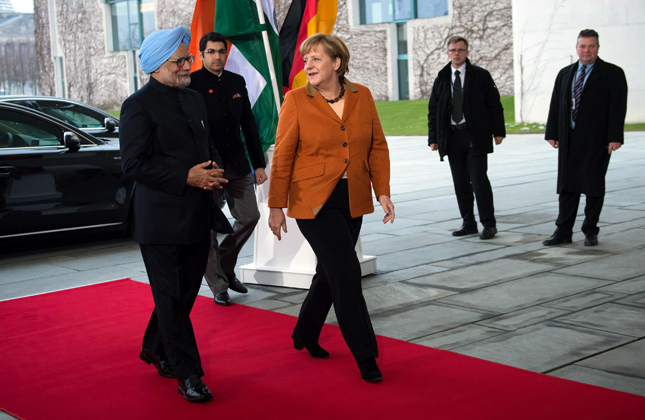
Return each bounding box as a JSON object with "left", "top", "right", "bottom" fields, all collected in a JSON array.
[{"left": 572, "top": 65, "right": 586, "bottom": 122}]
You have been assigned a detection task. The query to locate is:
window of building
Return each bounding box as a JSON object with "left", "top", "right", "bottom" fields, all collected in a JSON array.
[
  {"left": 107, "top": 0, "right": 155, "bottom": 51},
  {"left": 396, "top": 23, "right": 409, "bottom": 100},
  {"left": 360, "top": 0, "right": 448, "bottom": 24}
]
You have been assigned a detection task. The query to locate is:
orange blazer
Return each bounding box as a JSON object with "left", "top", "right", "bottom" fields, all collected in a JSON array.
[{"left": 268, "top": 79, "right": 390, "bottom": 219}]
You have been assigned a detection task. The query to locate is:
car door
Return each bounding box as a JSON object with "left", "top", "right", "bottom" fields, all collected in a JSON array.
[{"left": 0, "top": 106, "right": 129, "bottom": 239}]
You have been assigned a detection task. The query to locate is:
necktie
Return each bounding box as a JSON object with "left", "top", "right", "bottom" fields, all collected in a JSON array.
[
  {"left": 572, "top": 65, "right": 586, "bottom": 122},
  {"left": 452, "top": 70, "right": 463, "bottom": 123}
]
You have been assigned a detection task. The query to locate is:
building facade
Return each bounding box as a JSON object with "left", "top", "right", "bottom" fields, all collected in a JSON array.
[
  {"left": 34, "top": 0, "right": 513, "bottom": 109},
  {"left": 512, "top": 0, "right": 644, "bottom": 124}
]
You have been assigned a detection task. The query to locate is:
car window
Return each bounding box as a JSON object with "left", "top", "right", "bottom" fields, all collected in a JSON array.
[
  {"left": 0, "top": 109, "right": 94, "bottom": 148},
  {"left": 36, "top": 101, "right": 105, "bottom": 128}
]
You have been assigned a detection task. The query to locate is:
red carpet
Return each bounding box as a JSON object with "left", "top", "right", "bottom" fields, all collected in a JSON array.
[{"left": 1, "top": 279, "right": 644, "bottom": 419}]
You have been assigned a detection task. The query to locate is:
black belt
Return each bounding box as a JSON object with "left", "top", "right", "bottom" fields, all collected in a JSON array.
[{"left": 451, "top": 123, "right": 466, "bottom": 131}]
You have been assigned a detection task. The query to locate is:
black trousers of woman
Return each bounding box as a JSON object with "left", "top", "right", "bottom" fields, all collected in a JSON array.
[{"left": 294, "top": 179, "right": 379, "bottom": 363}]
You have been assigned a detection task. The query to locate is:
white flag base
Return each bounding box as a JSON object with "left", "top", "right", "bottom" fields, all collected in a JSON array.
[{"left": 240, "top": 145, "right": 377, "bottom": 290}]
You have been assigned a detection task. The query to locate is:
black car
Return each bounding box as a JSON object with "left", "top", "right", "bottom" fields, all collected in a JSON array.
[
  {"left": 0, "top": 102, "right": 131, "bottom": 242},
  {"left": 0, "top": 96, "right": 119, "bottom": 138}
]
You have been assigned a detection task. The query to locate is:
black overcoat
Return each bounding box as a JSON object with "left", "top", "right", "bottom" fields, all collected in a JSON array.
[
  {"left": 427, "top": 59, "right": 506, "bottom": 161},
  {"left": 119, "top": 77, "right": 232, "bottom": 245},
  {"left": 188, "top": 69, "right": 266, "bottom": 174},
  {"left": 545, "top": 58, "right": 628, "bottom": 196}
]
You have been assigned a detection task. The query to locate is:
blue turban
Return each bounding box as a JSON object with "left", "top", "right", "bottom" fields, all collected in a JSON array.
[{"left": 139, "top": 26, "right": 191, "bottom": 74}]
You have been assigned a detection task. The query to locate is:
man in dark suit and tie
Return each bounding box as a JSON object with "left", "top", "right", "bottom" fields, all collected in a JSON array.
[
  {"left": 428, "top": 36, "right": 506, "bottom": 240},
  {"left": 120, "top": 26, "right": 232, "bottom": 403},
  {"left": 543, "top": 29, "right": 628, "bottom": 247},
  {"left": 189, "top": 32, "right": 267, "bottom": 306}
]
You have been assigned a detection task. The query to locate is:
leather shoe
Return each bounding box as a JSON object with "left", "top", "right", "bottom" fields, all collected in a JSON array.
[
  {"left": 542, "top": 234, "right": 572, "bottom": 246},
  {"left": 178, "top": 375, "right": 212, "bottom": 403},
  {"left": 358, "top": 357, "right": 382, "bottom": 383},
  {"left": 227, "top": 274, "right": 248, "bottom": 294},
  {"left": 479, "top": 226, "right": 497, "bottom": 240},
  {"left": 214, "top": 292, "right": 232, "bottom": 306},
  {"left": 452, "top": 225, "right": 478, "bottom": 236},
  {"left": 293, "top": 338, "right": 330, "bottom": 359},
  {"left": 584, "top": 233, "right": 598, "bottom": 246},
  {"left": 139, "top": 349, "right": 175, "bottom": 378}
]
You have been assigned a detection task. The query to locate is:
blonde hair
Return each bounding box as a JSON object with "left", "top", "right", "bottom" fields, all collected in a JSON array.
[{"left": 300, "top": 33, "right": 350, "bottom": 78}]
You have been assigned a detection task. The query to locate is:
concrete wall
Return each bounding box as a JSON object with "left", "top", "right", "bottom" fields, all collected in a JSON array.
[{"left": 512, "top": 0, "right": 645, "bottom": 124}]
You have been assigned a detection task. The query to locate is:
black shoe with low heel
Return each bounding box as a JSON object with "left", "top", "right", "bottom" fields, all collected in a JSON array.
[
  {"left": 293, "top": 338, "right": 330, "bottom": 359},
  {"left": 358, "top": 357, "right": 382, "bottom": 382}
]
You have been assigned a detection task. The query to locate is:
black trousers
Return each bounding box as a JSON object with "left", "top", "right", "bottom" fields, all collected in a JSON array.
[
  {"left": 294, "top": 179, "right": 378, "bottom": 363},
  {"left": 555, "top": 191, "right": 604, "bottom": 237},
  {"left": 140, "top": 238, "right": 210, "bottom": 381},
  {"left": 447, "top": 127, "right": 496, "bottom": 228}
]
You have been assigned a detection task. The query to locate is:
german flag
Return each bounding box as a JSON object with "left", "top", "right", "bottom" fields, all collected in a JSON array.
[{"left": 280, "top": 0, "right": 337, "bottom": 94}]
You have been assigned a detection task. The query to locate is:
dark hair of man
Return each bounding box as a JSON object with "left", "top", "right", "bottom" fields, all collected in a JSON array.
[
  {"left": 577, "top": 29, "right": 599, "bottom": 46},
  {"left": 199, "top": 32, "right": 228, "bottom": 52},
  {"left": 446, "top": 36, "right": 469, "bottom": 50}
]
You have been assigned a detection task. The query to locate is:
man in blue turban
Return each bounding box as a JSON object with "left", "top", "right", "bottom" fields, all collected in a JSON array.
[{"left": 120, "top": 25, "right": 232, "bottom": 403}]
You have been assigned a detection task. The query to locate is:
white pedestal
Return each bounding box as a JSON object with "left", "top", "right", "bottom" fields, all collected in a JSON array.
[{"left": 240, "top": 145, "right": 377, "bottom": 290}]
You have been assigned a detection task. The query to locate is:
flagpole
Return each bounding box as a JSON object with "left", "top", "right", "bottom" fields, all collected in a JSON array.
[{"left": 254, "top": 0, "right": 281, "bottom": 112}]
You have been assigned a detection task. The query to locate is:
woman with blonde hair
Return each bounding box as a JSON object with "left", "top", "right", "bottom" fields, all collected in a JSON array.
[{"left": 268, "top": 33, "right": 394, "bottom": 382}]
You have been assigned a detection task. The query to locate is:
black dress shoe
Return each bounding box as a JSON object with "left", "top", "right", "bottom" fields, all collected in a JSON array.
[
  {"left": 479, "top": 226, "right": 497, "bottom": 240},
  {"left": 178, "top": 375, "right": 213, "bottom": 403},
  {"left": 214, "top": 292, "right": 232, "bottom": 306},
  {"left": 293, "top": 338, "right": 330, "bottom": 359},
  {"left": 542, "top": 234, "right": 572, "bottom": 246},
  {"left": 584, "top": 233, "right": 598, "bottom": 246},
  {"left": 227, "top": 274, "right": 248, "bottom": 294},
  {"left": 139, "top": 349, "right": 175, "bottom": 378},
  {"left": 358, "top": 357, "right": 382, "bottom": 383},
  {"left": 452, "top": 225, "right": 478, "bottom": 236}
]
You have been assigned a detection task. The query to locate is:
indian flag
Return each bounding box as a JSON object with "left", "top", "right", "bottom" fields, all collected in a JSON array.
[{"left": 189, "top": 0, "right": 282, "bottom": 151}]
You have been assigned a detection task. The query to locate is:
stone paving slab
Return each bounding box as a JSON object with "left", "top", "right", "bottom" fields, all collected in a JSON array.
[
  {"left": 556, "top": 303, "right": 645, "bottom": 337},
  {"left": 369, "top": 302, "right": 496, "bottom": 341},
  {"left": 406, "top": 259, "right": 557, "bottom": 291},
  {"left": 439, "top": 273, "right": 611, "bottom": 314},
  {"left": 362, "top": 264, "right": 449, "bottom": 288},
  {"left": 361, "top": 282, "right": 457, "bottom": 312},
  {"left": 615, "top": 291, "right": 645, "bottom": 309},
  {"left": 376, "top": 240, "right": 504, "bottom": 272},
  {"left": 454, "top": 321, "right": 632, "bottom": 372},
  {"left": 513, "top": 246, "right": 614, "bottom": 266},
  {"left": 542, "top": 290, "right": 626, "bottom": 311},
  {"left": 549, "top": 365, "right": 645, "bottom": 397},
  {"left": 362, "top": 230, "right": 454, "bottom": 256},
  {"left": 476, "top": 306, "right": 570, "bottom": 331},
  {"left": 577, "top": 339, "right": 645, "bottom": 379},
  {"left": 430, "top": 242, "right": 546, "bottom": 269},
  {"left": 0, "top": 266, "right": 143, "bottom": 301},
  {"left": 598, "top": 275, "right": 645, "bottom": 294},
  {"left": 0, "top": 260, "right": 77, "bottom": 285},
  {"left": 410, "top": 324, "right": 505, "bottom": 350},
  {"left": 554, "top": 249, "right": 645, "bottom": 281}
]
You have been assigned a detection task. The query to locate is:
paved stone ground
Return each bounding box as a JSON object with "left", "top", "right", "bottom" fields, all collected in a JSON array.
[{"left": 1, "top": 133, "right": 644, "bottom": 416}]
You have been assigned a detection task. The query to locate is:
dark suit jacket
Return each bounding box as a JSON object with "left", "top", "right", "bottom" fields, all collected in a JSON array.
[
  {"left": 119, "top": 77, "right": 232, "bottom": 245},
  {"left": 545, "top": 58, "right": 628, "bottom": 196},
  {"left": 188, "top": 68, "right": 266, "bottom": 175},
  {"left": 428, "top": 59, "right": 506, "bottom": 160},
  {"left": 268, "top": 80, "right": 390, "bottom": 219}
]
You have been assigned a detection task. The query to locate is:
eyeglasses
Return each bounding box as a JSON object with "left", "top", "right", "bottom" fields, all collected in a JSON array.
[
  {"left": 201, "top": 49, "right": 227, "bottom": 55},
  {"left": 167, "top": 55, "right": 195, "bottom": 67},
  {"left": 448, "top": 48, "right": 467, "bottom": 53}
]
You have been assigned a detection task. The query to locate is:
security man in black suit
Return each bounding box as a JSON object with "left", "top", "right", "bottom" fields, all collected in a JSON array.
[
  {"left": 428, "top": 36, "right": 505, "bottom": 240},
  {"left": 188, "top": 32, "right": 267, "bottom": 306},
  {"left": 120, "top": 26, "right": 232, "bottom": 403},
  {"left": 543, "top": 29, "right": 628, "bottom": 247}
]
